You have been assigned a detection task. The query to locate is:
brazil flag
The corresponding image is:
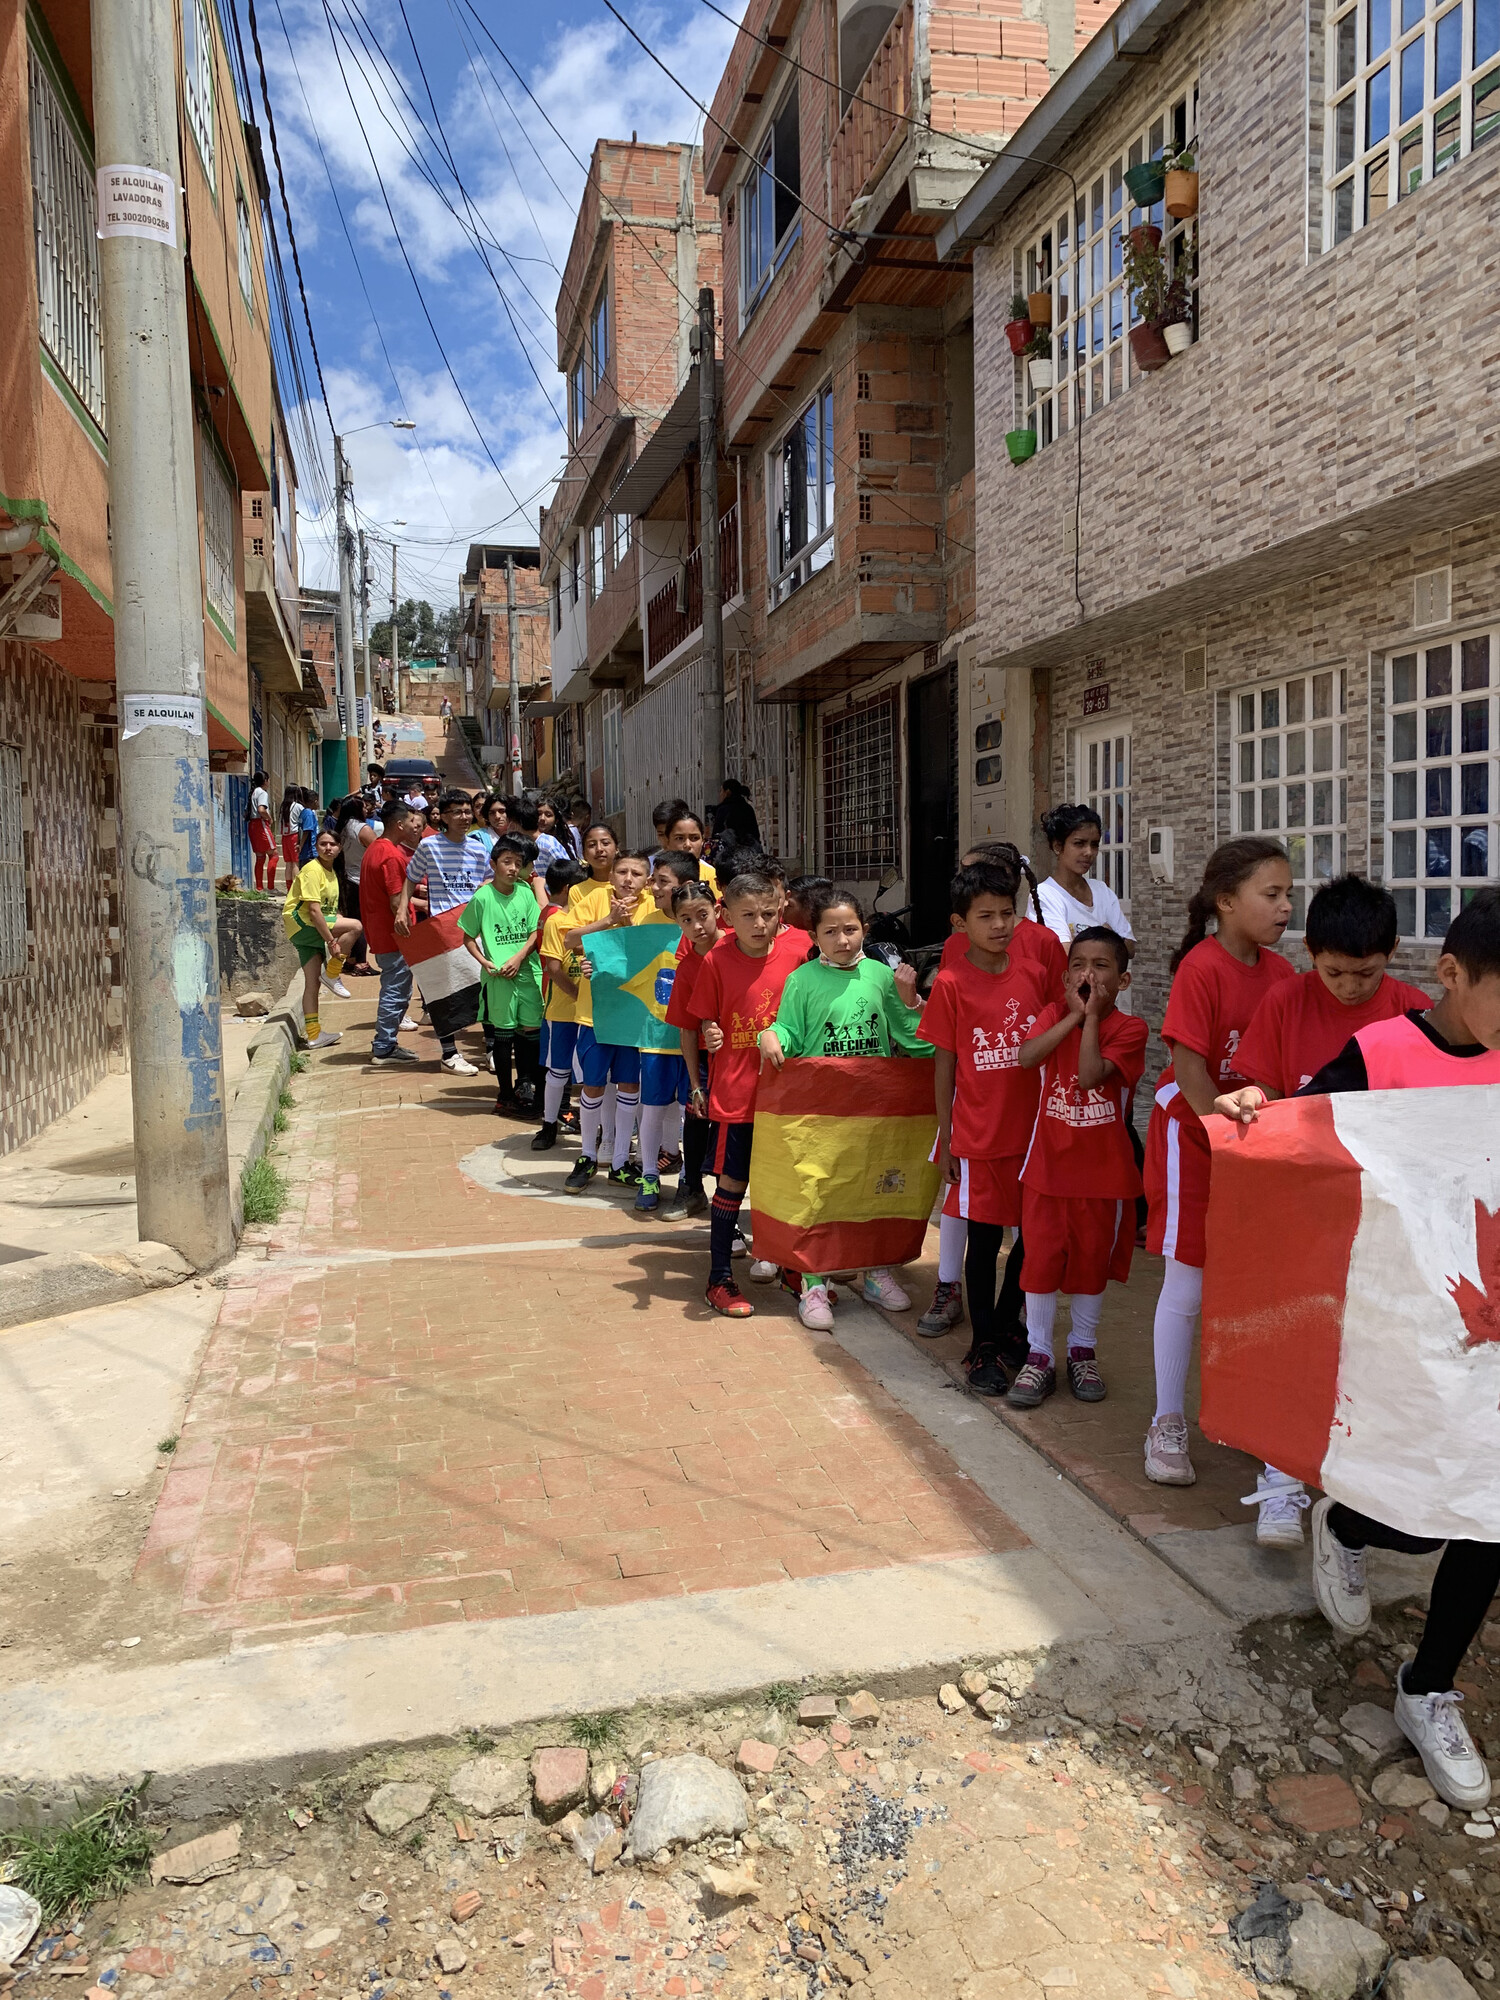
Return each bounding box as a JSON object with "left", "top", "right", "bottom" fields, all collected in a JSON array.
[{"left": 584, "top": 923, "right": 683, "bottom": 1051}]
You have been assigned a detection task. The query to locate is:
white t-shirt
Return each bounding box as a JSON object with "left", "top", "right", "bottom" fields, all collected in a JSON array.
[
  {"left": 1038, "top": 875, "right": 1136, "bottom": 1013},
  {"left": 250, "top": 786, "right": 270, "bottom": 818}
]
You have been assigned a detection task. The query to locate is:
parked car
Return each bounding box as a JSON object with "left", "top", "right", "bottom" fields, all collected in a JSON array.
[{"left": 382, "top": 758, "right": 439, "bottom": 804}]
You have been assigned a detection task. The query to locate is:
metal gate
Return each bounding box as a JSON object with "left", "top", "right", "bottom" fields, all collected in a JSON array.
[{"left": 623, "top": 654, "right": 709, "bottom": 846}]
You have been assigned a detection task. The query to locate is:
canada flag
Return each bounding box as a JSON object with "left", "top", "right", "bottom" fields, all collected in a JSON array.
[{"left": 1201, "top": 1087, "right": 1500, "bottom": 1541}]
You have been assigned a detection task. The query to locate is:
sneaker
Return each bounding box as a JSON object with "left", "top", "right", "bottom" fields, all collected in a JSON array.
[
  {"left": 487, "top": 1052, "right": 497, "bottom": 1074},
  {"left": 863, "top": 1269, "right": 912, "bottom": 1311},
  {"left": 607, "top": 1164, "right": 641, "bottom": 1188},
  {"left": 917, "top": 1281, "right": 964, "bottom": 1336},
  {"left": 1309, "top": 1496, "right": 1371, "bottom": 1638},
  {"left": 662, "top": 1185, "right": 708, "bottom": 1221},
  {"left": 634, "top": 1176, "right": 660, "bottom": 1213},
  {"left": 370, "top": 1046, "right": 420, "bottom": 1066},
  {"left": 307, "top": 1029, "right": 343, "bottom": 1049},
  {"left": 399, "top": 1015, "right": 420, "bottom": 1032},
  {"left": 1066, "top": 1349, "right": 1107, "bottom": 1402},
  {"left": 1395, "top": 1661, "right": 1492, "bottom": 1810},
  {"left": 748, "top": 1258, "right": 780, "bottom": 1284},
  {"left": 1242, "top": 1472, "right": 1311, "bottom": 1549},
  {"left": 564, "top": 1156, "right": 598, "bottom": 1195},
  {"left": 321, "top": 972, "right": 352, "bottom": 998},
  {"left": 492, "top": 1094, "right": 519, "bottom": 1119},
  {"left": 997, "top": 1324, "right": 1030, "bottom": 1374},
  {"left": 531, "top": 1122, "right": 558, "bottom": 1152},
  {"left": 706, "top": 1278, "right": 754, "bottom": 1318},
  {"left": 798, "top": 1282, "right": 835, "bottom": 1332},
  {"left": 1006, "top": 1356, "right": 1057, "bottom": 1408},
  {"left": 1144, "top": 1414, "right": 1197, "bottom": 1486},
  {"left": 658, "top": 1150, "right": 681, "bottom": 1175},
  {"left": 731, "top": 1228, "right": 749, "bottom": 1259},
  {"left": 559, "top": 1106, "right": 581, "bottom": 1134},
  {"left": 965, "top": 1346, "right": 1009, "bottom": 1397},
  {"left": 442, "top": 1053, "right": 479, "bottom": 1075}
]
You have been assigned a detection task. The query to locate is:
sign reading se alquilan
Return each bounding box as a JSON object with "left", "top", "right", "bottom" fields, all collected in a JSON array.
[
  {"left": 121, "top": 695, "right": 204, "bottom": 740},
  {"left": 96, "top": 165, "right": 178, "bottom": 248}
]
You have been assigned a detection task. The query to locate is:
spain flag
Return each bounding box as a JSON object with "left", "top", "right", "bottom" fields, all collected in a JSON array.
[{"left": 750, "top": 1056, "right": 941, "bottom": 1273}]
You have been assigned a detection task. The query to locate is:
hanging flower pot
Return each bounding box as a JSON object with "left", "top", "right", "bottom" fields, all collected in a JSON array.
[
  {"left": 1164, "top": 168, "right": 1199, "bottom": 218},
  {"left": 1128, "top": 223, "right": 1162, "bottom": 255},
  {"left": 1163, "top": 319, "right": 1194, "bottom": 355},
  {"left": 1027, "top": 357, "right": 1054, "bottom": 392},
  {"left": 1129, "top": 323, "right": 1172, "bottom": 373},
  {"left": 1005, "top": 317, "right": 1034, "bottom": 356},
  {"left": 1027, "top": 290, "right": 1053, "bottom": 327},
  {"left": 1005, "top": 428, "right": 1037, "bottom": 464},
  {"left": 1124, "top": 159, "right": 1168, "bottom": 206}
]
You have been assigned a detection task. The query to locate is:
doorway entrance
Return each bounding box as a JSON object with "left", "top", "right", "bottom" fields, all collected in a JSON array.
[{"left": 906, "top": 667, "right": 956, "bottom": 945}]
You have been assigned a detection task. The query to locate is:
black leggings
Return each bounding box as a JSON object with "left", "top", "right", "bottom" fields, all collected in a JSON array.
[
  {"left": 965, "top": 1223, "right": 1028, "bottom": 1352},
  {"left": 1328, "top": 1504, "right": 1500, "bottom": 1694},
  {"left": 681, "top": 1113, "right": 712, "bottom": 1193}
]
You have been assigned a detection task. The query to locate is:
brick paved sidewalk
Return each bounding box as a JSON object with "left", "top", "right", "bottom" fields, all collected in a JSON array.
[{"left": 137, "top": 992, "right": 1028, "bottom": 1646}]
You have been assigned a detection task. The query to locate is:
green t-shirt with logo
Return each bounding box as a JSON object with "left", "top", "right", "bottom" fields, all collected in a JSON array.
[
  {"left": 771, "top": 956, "right": 931, "bottom": 1060},
  {"left": 458, "top": 879, "right": 543, "bottom": 1031}
]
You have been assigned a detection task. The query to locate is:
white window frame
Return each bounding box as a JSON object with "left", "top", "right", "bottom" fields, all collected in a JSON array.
[
  {"left": 767, "top": 383, "right": 834, "bottom": 607},
  {"left": 1075, "top": 722, "right": 1133, "bottom": 901},
  {"left": 1233, "top": 668, "right": 1349, "bottom": 931},
  {"left": 1324, "top": 0, "right": 1500, "bottom": 245},
  {"left": 601, "top": 688, "right": 625, "bottom": 816},
  {"left": 201, "top": 422, "right": 236, "bottom": 640},
  {"left": 570, "top": 355, "right": 586, "bottom": 446},
  {"left": 569, "top": 535, "right": 581, "bottom": 606},
  {"left": 588, "top": 520, "right": 605, "bottom": 602},
  {"left": 1384, "top": 629, "right": 1498, "bottom": 939},
  {"left": 27, "top": 39, "right": 106, "bottom": 438},
  {"left": 236, "top": 179, "right": 254, "bottom": 314},
  {"left": 1023, "top": 85, "right": 1198, "bottom": 449},
  {"left": 183, "top": 0, "right": 215, "bottom": 192},
  {"left": 740, "top": 83, "right": 801, "bottom": 322},
  {"left": 611, "top": 510, "right": 630, "bottom": 569},
  {"left": 590, "top": 283, "right": 610, "bottom": 392},
  {"left": 0, "top": 744, "right": 26, "bottom": 980}
]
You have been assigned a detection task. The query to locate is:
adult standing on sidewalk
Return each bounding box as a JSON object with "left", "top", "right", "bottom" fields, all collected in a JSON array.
[
  {"left": 361, "top": 799, "right": 424, "bottom": 1066},
  {"left": 394, "top": 790, "right": 491, "bottom": 1074},
  {"left": 440, "top": 693, "right": 454, "bottom": 736}
]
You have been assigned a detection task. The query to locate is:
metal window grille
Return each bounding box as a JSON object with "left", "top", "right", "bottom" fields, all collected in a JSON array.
[
  {"left": 27, "top": 44, "right": 106, "bottom": 433},
  {"left": 1385, "top": 632, "right": 1497, "bottom": 939},
  {"left": 601, "top": 689, "right": 625, "bottom": 816},
  {"left": 201, "top": 424, "right": 236, "bottom": 634},
  {"left": 1233, "top": 669, "right": 1348, "bottom": 930},
  {"left": 1077, "top": 723, "right": 1133, "bottom": 901},
  {"left": 553, "top": 705, "right": 574, "bottom": 779},
  {"left": 0, "top": 745, "right": 26, "bottom": 980},
  {"left": 183, "top": 0, "right": 215, "bottom": 189},
  {"left": 822, "top": 691, "right": 899, "bottom": 875}
]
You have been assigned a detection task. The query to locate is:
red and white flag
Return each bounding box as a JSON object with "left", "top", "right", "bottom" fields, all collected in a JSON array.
[
  {"left": 398, "top": 905, "right": 481, "bottom": 1043},
  {"left": 1202, "top": 1088, "right": 1500, "bottom": 1541}
]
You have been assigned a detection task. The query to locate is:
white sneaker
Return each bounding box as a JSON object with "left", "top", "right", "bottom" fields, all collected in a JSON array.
[
  {"left": 399, "top": 1016, "right": 420, "bottom": 1032},
  {"left": 731, "top": 1229, "right": 748, "bottom": 1259},
  {"left": 1309, "top": 1496, "right": 1371, "bottom": 1638},
  {"left": 863, "top": 1268, "right": 911, "bottom": 1311},
  {"left": 1242, "top": 1471, "right": 1311, "bottom": 1548},
  {"left": 321, "top": 973, "right": 352, "bottom": 998},
  {"left": 1143, "top": 1414, "right": 1196, "bottom": 1486},
  {"left": 307, "top": 1029, "right": 342, "bottom": 1049},
  {"left": 798, "top": 1282, "right": 835, "bottom": 1332},
  {"left": 1395, "top": 1661, "right": 1492, "bottom": 1809},
  {"left": 441, "top": 1053, "right": 479, "bottom": 1075},
  {"left": 747, "top": 1258, "right": 780, "bottom": 1284}
]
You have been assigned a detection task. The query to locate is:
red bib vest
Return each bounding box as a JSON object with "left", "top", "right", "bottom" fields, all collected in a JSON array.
[{"left": 1354, "top": 1012, "right": 1500, "bottom": 1089}]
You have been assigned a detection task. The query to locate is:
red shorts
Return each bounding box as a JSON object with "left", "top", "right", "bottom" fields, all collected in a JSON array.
[
  {"left": 249, "top": 820, "right": 275, "bottom": 855},
  {"left": 941, "top": 1154, "right": 1023, "bottom": 1228},
  {"left": 1143, "top": 1090, "right": 1211, "bottom": 1269},
  {"left": 1021, "top": 1184, "right": 1133, "bottom": 1295},
  {"left": 281, "top": 833, "right": 300, "bottom": 872}
]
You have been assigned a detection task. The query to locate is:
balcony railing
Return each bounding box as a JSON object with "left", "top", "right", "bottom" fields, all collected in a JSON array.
[
  {"left": 830, "top": 2, "right": 913, "bottom": 230},
  {"left": 645, "top": 504, "right": 739, "bottom": 670}
]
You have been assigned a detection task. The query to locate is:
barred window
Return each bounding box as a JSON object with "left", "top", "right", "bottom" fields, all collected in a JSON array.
[
  {"left": 183, "top": 0, "right": 215, "bottom": 190},
  {"left": 201, "top": 425, "right": 236, "bottom": 637},
  {"left": 27, "top": 40, "right": 105, "bottom": 434},
  {"left": 554, "top": 704, "right": 575, "bottom": 779},
  {"left": 1385, "top": 632, "right": 1498, "bottom": 938},
  {"left": 0, "top": 745, "right": 26, "bottom": 980},
  {"left": 823, "top": 691, "right": 899, "bottom": 876},
  {"left": 601, "top": 689, "right": 624, "bottom": 816},
  {"left": 1234, "top": 669, "right": 1348, "bottom": 930}
]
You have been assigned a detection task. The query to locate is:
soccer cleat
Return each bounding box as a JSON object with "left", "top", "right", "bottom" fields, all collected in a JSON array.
[
  {"left": 706, "top": 1278, "right": 754, "bottom": 1317},
  {"left": 530, "top": 1121, "right": 558, "bottom": 1152},
  {"left": 442, "top": 1053, "right": 479, "bottom": 1075},
  {"left": 1395, "top": 1661, "right": 1492, "bottom": 1810},
  {"left": 1309, "top": 1496, "right": 1371, "bottom": 1637},
  {"left": 748, "top": 1258, "right": 780, "bottom": 1284},
  {"left": 634, "top": 1176, "right": 660, "bottom": 1213},
  {"left": 370, "top": 1046, "right": 419, "bottom": 1066},
  {"left": 321, "top": 972, "right": 352, "bottom": 998},
  {"left": 964, "top": 1346, "right": 1009, "bottom": 1397},
  {"left": 564, "top": 1156, "right": 598, "bottom": 1194},
  {"left": 1242, "top": 1472, "right": 1311, "bottom": 1548},
  {"left": 917, "top": 1281, "right": 964, "bottom": 1336},
  {"left": 1144, "top": 1415, "right": 1197, "bottom": 1486},
  {"left": 1066, "top": 1349, "right": 1107, "bottom": 1402},
  {"left": 307, "top": 1029, "right": 343, "bottom": 1049},
  {"left": 661, "top": 1184, "right": 708, "bottom": 1221},
  {"left": 862, "top": 1269, "right": 912, "bottom": 1312},
  {"left": 1006, "top": 1357, "right": 1057, "bottom": 1408},
  {"left": 607, "top": 1163, "right": 641, "bottom": 1188},
  {"left": 798, "top": 1282, "right": 835, "bottom": 1332}
]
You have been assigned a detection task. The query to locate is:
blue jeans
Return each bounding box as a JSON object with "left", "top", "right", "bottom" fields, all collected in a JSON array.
[{"left": 372, "top": 950, "right": 413, "bottom": 1055}]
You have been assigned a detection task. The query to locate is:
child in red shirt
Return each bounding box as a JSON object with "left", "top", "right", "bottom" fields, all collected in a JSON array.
[
  {"left": 922, "top": 858, "right": 1049, "bottom": 1396},
  {"left": 1012, "top": 928, "right": 1147, "bottom": 1409},
  {"left": 1143, "top": 837, "right": 1296, "bottom": 1489},
  {"left": 660, "top": 880, "right": 723, "bottom": 1223}
]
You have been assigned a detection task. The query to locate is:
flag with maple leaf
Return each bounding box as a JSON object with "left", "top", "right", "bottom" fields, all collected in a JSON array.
[{"left": 1200, "top": 1087, "right": 1500, "bottom": 1539}]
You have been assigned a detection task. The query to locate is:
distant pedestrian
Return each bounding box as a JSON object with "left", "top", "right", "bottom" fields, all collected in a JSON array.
[
  {"left": 566, "top": 797, "right": 590, "bottom": 860},
  {"left": 440, "top": 693, "right": 454, "bottom": 735},
  {"left": 279, "top": 787, "right": 301, "bottom": 883},
  {"left": 710, "top": 778, "right": 760, "bottom": 850},
  {"left": 283, "top": 828, "right": 363, "bottom": 1049},
  {"left": 297, "top": 788, "right": 320, "bottom": 866},
  {"left": 361, "top": 799, "right": 424, "bottom": 1066},
  {"left": 247, "top": 770, "right": 277, "bottom": 891}
]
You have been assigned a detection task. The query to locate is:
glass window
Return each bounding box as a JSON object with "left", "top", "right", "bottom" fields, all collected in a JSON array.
[
  {"left": 823, "top": 691, "right": 899, "bottom": 875},
  {"left": 1234, "top": 670, "right": 1349, "bottom": 928},
  {"left": 1077, "top": 725, "right": 1132, "bottom": 898},
  {"left": 741, "top": 85, "right": 800, "bottom": 317},
  {"left": 588, "top": 521, "right": 605, "bottom": 602},
  {"left": 768, "top": 384, "right": 834, "bottom": 606},
  {"left": 600, "top": 689, "right": 624, "bottom": 816},
  {"left": 1386, "top": 634, "right": 1500, "bottom": 936},
  {"left": 26, "top": 40, "right": 106, "bottom": 434},
  {"left": 201, "top": 423, "right": 236, "bottom": 638},
  {"left": 236, "top": 183, "right": 254, "bottom": 314},
  {"left": 570, "top": 355, "right": 586, "bottom": 446},
  {"left": 183, "top": 0, "right": 215, "bottom": 191},
  {"left": 590, "top": 283, "right": 610, "bottom": 391}
]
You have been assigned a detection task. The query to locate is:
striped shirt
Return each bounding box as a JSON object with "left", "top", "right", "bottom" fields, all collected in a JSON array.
[{"left": 404, "top": 833, "right": 490, "bottom": 914}]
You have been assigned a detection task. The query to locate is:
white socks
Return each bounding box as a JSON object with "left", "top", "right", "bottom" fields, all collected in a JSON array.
[
  {"left": 544, "top": 1068, "right": 569, "bottom": 1123},
  {"left": 580, "top": 1093, "right": 605, "bottom": 1163},
  {"left": 938, "top": 1211, "right": 967, "bottom": 1285},
  {"left": 611, "top": 1089, "right": 639, "bottom": 1171},
  {"left": 637, "top": 1102, "right": 666, "bottom": 1178},
  {"left": 1024, "top": 1291, "right": 1057, "bottom": 1361},
  {"left": 1153, "top": 1256, "right": 1203, "bottom": 1422},
  {"left": 600, "top": 1082, "right": 616, "bottom": 1162},
  {"left": 1068, "top": 1291, "right": 1103, "bottom": 1352},
  {"left": 663, "top": 1100, "right": 684, "bottom": 1155}
]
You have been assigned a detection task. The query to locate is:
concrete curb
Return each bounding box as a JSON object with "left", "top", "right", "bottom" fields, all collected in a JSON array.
[{"left": 227, "top": 977, "right": 298, "bottom": 1239}]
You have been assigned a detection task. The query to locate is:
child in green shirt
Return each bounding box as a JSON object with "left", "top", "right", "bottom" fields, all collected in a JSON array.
[
  {"left": 758, "top": 886, "right": 931, "bottom": 1330},
  {"left": 459, "top": 834, "right": 543, "bottom": 1116}
]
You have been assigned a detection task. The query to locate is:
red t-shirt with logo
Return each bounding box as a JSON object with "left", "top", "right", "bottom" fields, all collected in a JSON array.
[
  {"left": 359, "top": 836, "right": 411, "bottom": 956},
  {"left": 1157, "top": 938, "right": 1297, "bottom": 1126},
  {"left": 665, "top": 941, "right": 713, "bottom": 1030},
  {"left": 941, "top": 917, "right": 1066, "bottom": 1004},
  {"left": 1021, "top": 1001, "right": 1149, "bottom": 1197},
  {"left": 1232, "top": 968, "right": 1432, "bottom": 1098},
  {"left": 684, "top": 928, "right": 806, "bottom": 1123},
  {"left": 921, "top": 950, "right": 1050, "bottom": 1159}
]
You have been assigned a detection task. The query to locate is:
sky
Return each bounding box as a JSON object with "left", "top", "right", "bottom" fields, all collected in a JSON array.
[{"left": 255, "top": 0, "right": 741, "bottom": 612}]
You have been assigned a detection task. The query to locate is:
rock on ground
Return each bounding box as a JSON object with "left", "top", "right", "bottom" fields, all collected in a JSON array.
[
  {"left": 1372, "top": 1768, "right": 1435, "bottom": 1809},
  {"left": 1281, "top": 1900, "right": 1387, "bottom": 2000},
  {"left": 625, "top": 1754, "right": 749, "bottom": 1859},
  {"left": 447, "top": 1754, "right": 527, "bottom": 1818},
  {"left": 1385, "top": 1959, "right": 1481, "bottom": 2000},
  {"left": 1340, "top": 1703, "right": 1407, "bottom": 1757},
  {"left": 531, "top": 1746, "right": 589, "bottom": 1821},
  {"left": 363, "top": 1783, "right": 434, "bottom": 1837}
]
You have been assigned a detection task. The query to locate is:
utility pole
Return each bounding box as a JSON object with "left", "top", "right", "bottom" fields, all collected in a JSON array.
[
  {"left": 357, "top": 527, "right": 374, "bottom": 766},
  {"left": 92, "top": 0, "right": 230, "bottom": 1266},
  {"left": 505, "top": 552, "right": 522, "bottom": 787},
  {"left": 697, "top": 287, "right": 724, "bottom": 813},
  {"left": 390, "top": 543, "right": 401, "bottom": 714},
  {"left": 333, "top": 434, "right": 360, "bottom": 794}
]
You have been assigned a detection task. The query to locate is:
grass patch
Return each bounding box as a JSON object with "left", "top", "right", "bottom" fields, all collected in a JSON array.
[
  {"left": 764, "top": 1683, "right": 801, "bottom": 1716},
  {"left": 0, "top": 1791, "right": 154, "bottom": 1922},
  {"left": 288, "top": 1052, "right": 309, "bottom": 1075},
  {"left": 272, "top": 1108, "right": 289, "bottom": 1135},
  {"left": 464, "top": 1730, "right": 497, "bottom": 1754},
  {"left": 279, "top": 1085, "right": 295, "bottom": 1110},
  {"left": 240, "top": 1154, "right": 288, "bottom": 1225},
  {"left": 156, "top": 1435, "right": 178, "bottom": 1455},
  {"left": 567, "top": 1712, "right": 621, "bottom": 1751}
]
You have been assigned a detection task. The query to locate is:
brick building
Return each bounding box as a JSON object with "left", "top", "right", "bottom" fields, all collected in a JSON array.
[
  {"left": 458, "top": 542, "right": 549, "bottom": 782},
  {"left": 540, "top": 139, "right": 720, "bottom": 831},
  {"left": 941, "top": 0, "right": 1500, "bottom": 1040},
  {"left": 701, "top": 0, "right": 1121, "bottom": 927}
]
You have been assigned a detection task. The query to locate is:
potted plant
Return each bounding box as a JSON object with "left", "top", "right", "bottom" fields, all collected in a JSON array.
[
  {"left": 1122, "top": 229, "right": 1171, "bottom": 372},
  {"left": 1124, "top": 156, "right": 1167, "bottom": 207},
  {"left": 1160, "top": 272, "right": 1194, "bottom": 354},
  {"left": 1128, "top": 221, "right": 1162, "bottom": 255},
  {"left": 1005, "top": 427, "right": 1037, "bottom": 464},
  {"left": 1164, "top": 145, "right": 1199, "bottom": 218},
  {"left": 1027, "top": 286, "right": 1053, "bottom": 327},
  {"left": 1024, "top": 327, "right": 1054, "bottom": 392},
  {"left": 1005, "top": 291, "right": 1033, "bottom": 355}
]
